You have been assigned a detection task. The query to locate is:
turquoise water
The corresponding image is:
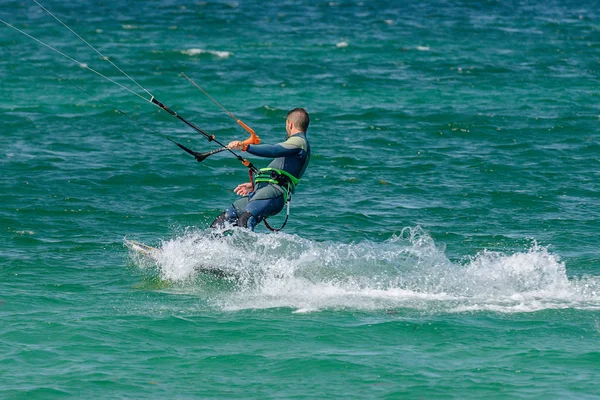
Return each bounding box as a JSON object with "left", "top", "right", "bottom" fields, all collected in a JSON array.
[{"left": 1, "top": 0, "right": 600, "bottom": 398}]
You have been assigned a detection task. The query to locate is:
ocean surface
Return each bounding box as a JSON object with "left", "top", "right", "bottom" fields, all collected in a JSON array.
[{"left": 1, "top": 0, "right": 599, "bottom": 398}]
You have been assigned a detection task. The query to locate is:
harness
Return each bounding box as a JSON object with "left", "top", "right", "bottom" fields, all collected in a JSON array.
[{"left": 252, "top": 167, "right": 301, "bottom": 231}]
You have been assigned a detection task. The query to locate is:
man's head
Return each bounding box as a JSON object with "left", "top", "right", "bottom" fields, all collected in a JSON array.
[{"left": 286, "top": 108, "right": 310, "bottom": 136}]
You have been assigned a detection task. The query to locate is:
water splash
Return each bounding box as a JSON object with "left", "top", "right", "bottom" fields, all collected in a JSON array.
[{"left": 126, "top": 227, "right": 600, "bottom": 313}]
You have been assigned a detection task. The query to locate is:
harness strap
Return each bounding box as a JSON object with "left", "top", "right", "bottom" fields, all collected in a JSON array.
[
  {"left": 259, "top": 168, "right": 300, "bottom": 185},
  {"left": 248, "top": 169, "right": 255, "bottom": 191},
  {"left": 255, "top": 168, "right": 300, "bottom": 191},
  {"left": 250, "top": 168, "right": 297, "bottom": 232}
]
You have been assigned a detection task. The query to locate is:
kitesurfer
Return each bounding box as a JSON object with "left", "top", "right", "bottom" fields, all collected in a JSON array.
[{"left": 211, "top": 108, "right": 311, "bottom": 230}]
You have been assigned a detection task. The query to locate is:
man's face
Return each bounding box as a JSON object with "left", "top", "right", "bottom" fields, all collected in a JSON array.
[{"left": 285, "top": 119, "right": 291, "bottom": 137}]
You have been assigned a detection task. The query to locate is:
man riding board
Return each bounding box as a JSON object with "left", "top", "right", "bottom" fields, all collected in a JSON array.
[{"left": 211, "top": 108, "right": 311, "bottom": 231}]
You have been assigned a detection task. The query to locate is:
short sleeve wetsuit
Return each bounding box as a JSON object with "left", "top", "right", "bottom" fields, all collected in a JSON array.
[{"left": 211, "top": 132, "right": 310, "bottom": 230}]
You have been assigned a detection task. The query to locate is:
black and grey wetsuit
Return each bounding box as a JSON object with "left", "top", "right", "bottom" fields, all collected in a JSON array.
[{"left": 212, "top": 132, "right": 310, "bottom": 230}]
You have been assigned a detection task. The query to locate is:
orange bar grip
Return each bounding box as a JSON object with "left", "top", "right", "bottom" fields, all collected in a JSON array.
[{"left": 238, "top": 120, "right": 261, "bottom": 145}]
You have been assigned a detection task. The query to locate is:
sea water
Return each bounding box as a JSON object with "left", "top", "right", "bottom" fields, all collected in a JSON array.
[{"left": 1, "top": 0, "right": 599, "bottom": 398}]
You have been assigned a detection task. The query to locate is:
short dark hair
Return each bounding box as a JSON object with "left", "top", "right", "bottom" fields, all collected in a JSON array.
[{"left": 287, "top": 108, "right": 310, "bottom": 132}]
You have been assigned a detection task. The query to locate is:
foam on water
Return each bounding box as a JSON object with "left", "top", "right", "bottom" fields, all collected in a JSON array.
[
  {"left": 127, "top": 227, "right": 600, "bottom": 313},
  {"left": 180, "top": 48, "right": 232, "bottom": 58}
]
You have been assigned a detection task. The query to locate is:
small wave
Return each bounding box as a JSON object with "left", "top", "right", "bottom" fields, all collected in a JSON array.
[
  {"left": 336, "top": 41, "right": 349, "bottom": 48},
  {"left": 416, "top": 45, "right": 430, "bottom": 51},
  {"left": 126, "top": 228, "right": 600, "bottom": 314},
  {"left": 180, "top": 48, "right": 232, "bottom": 58}
]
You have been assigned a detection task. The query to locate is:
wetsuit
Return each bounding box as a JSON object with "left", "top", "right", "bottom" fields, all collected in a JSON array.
[{"left": 211, "top": 132, "right": 310, "bottom": 230}]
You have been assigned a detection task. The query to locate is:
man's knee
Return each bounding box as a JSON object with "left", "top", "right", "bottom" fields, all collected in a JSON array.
[
  {"left": 237, "top": 211, "right": 259, "bottom": 231},
  {"left": 211, "top": 209, "right": 258, "bottom": 231}
]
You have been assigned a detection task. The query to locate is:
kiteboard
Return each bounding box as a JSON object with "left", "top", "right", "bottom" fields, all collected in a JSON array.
[{"left": 124, "top": 239, "right": 157, "bottom": 256}]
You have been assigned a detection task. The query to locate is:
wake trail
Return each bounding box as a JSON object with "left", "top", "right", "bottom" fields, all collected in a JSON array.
[{"left": 125, "top": 227, "right": 600, "bottom": 313}]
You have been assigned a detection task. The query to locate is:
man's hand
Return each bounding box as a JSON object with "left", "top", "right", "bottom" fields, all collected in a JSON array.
[
  {"left": 234, "top": 182, "right": 253, "bottom": 196},
  {"left": 228, "top": 140, "right": 244, "bottom": 150}
]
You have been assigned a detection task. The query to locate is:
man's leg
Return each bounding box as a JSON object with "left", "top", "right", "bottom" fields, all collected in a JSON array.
[
  {"left": 210, "top": 208, "right": 236, "bottom": 228},
  {"left": 211, "top": 185, "right": 285, "bottom": 231},
  {"left": 210, "top": 197, "right": 250, "bottom": 228},
  {"left": 238, "top": 195, "right": 285, "bottom": 230}
]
